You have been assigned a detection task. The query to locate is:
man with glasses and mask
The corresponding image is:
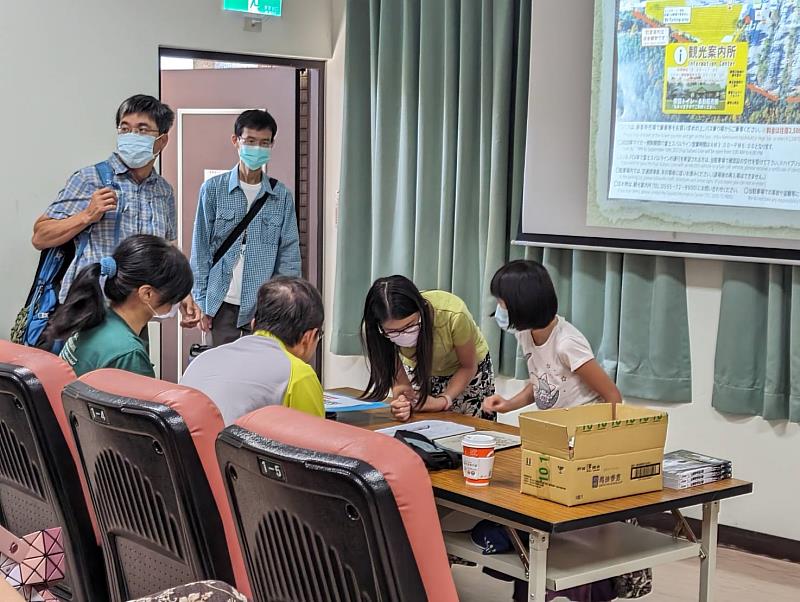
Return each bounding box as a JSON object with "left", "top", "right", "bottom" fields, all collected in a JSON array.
[
  {"left": 180, "top": 276, "right": 324, "bottom": 424},
  {"left": 32, "top": 94, "right": 201, "bottom": 328},
  {"left": 189, "top": 109, "right": 301, "bottom": 346}
]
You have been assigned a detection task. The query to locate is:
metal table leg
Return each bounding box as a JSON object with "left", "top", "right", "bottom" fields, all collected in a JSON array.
[
  {"left": 528, "top": 528, "right": 549, "bottom": 601},
  {"left": 699, "top": 500, "right": 720, "bottom": 602}
]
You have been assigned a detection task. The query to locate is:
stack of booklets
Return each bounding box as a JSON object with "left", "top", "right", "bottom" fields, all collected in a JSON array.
[{"left": 663, "top": 450, "right": 732, "bottom": 489}]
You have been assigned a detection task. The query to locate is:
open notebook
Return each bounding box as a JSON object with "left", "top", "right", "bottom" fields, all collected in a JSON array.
[{"left": 376, "top": 420, "right": 521, "bottom": 453}]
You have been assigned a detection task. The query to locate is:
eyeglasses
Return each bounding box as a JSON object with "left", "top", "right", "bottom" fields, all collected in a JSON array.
[
  {"left": 117, "top": 125, "right": 161, "bottom": 136},
  {"left": 238, "top": 136, "right": 274, "bottom": 148},
  {"left": 379, "top": 319, "right": 421, "bottom": 336}
]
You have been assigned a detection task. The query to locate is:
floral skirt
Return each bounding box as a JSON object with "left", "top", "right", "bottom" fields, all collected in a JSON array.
[{"left": 406, "top": 353, "right": 496, "bottom": 419}]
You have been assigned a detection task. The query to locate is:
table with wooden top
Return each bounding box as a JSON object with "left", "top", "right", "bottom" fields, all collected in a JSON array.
[{"left": 333, "top": 393, "right": 753, "bottom": 602}]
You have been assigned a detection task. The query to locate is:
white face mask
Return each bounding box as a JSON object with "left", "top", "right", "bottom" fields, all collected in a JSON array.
[
  {"left": 147, "top": 302, "right": 179, "bottom": 321},
  {"left": 494, "top": 303, "right": 518, "bottom": 334},
  {"left": 117, "top": 133, "right": 159, "bottom": 168},
  {"left": 384, "top": 323, "right": 421, "bottom": 348},
  {"left": 494, "top": 303, "right": 510, "bottom": 330}
]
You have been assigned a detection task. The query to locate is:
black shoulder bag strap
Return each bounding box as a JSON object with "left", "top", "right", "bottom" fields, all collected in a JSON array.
[{"left": 212, "top": 177, "right": 278, "bottom": 268}]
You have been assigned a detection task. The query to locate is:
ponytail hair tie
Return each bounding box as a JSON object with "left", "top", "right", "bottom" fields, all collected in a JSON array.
[{"left": 99, "top": 257, "right": 117, "bottom": 278}]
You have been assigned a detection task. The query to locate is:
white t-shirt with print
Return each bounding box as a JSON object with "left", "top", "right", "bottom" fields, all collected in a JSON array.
[
  {"left": 516, "top": 316, "right": 602, "bottom": 410},
  {"left": 224, "top": 181, "right": 262, "bottom": 305}
]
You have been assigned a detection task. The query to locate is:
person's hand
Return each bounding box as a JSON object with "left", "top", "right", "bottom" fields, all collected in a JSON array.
[
  {"left": 390, "top": 394, "right": 414, "bottom": 422},
  {"left": 199, "top": 314, "right": 213, "bottom": 333},
  {"left": 84, "top": 188, "right": 118, "bottom": 223},
  {"left": 179, "top": 297, "right": 202, "bottom": 328},
  {"left": 392, "top": 384, "right": 418, "bottom": 402},
  {"left": 482, "top": 394, "right": 511, "bottom": 414},
  {"left": 418, "top": 395, "right": 450, "bottom": 412}
]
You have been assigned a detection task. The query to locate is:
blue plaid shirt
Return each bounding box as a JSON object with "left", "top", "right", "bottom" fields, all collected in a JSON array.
[
  {"left": 190, "top": 166, "right": 301, "bottom": 327},
  {"left": 46, "top": 153, "right": 176, "bottom": 302}
]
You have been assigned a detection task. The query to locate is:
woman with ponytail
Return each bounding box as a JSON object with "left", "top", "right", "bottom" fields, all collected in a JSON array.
[{"left": 46, "top": 234, "right": 193, "bottom": 377}]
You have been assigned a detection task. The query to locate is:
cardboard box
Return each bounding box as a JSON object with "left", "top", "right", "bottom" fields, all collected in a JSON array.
[
  {"left": 521, "top": 447, "right": 664, "bottom": 505},
  {"left": 519, "top": 405, "right": 668, "bottom": 506}
]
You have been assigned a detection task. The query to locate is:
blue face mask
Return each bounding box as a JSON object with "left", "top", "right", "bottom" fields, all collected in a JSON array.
[
  {"left": 494, "top": 303, "right": 516, "bottom": 333},
  {"left": 117, "top": 133, "right": 159, "bottom": 168},
  {"left": 239, "top": 145, "right": 271, "bottom": 171}
]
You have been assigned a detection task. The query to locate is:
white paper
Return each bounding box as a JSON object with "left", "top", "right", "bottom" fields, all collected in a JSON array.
[
  {"left": 641, "top": 28, "right": 670, "bottom": 47},
  {"left": 376, "top": 420, "right": 475, "bottom": 441},
  {"left": 663, "top": 6, "right": 691, "bottom": 24},
  {"left": 323, "top": 392, "right": 376, "bottom": 410},
  {"left": 436, "top": 431, "right": 522, "bottom": 453}
]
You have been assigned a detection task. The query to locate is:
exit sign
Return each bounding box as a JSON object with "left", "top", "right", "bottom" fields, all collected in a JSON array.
[{"left": 223, "top": 0, "right": 282, "bottom": 17}]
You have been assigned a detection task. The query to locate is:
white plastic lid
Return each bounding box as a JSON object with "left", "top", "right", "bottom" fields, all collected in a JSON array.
[{"left": 462, "top": 434, "right": 497, "bottom": 448}]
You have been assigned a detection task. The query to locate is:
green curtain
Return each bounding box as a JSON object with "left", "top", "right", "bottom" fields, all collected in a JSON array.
[
  {"left": 713, "top": 263, "right": 800, "bottom": 422},
  {"left": 506, "top": 249, "right": 692, "bottom": 402},
  {"left": 333, "top": 0, "right": 531, "bottom": 357},
  {"left": 332, "top": 0, "right": 692, "bottom": 403}
]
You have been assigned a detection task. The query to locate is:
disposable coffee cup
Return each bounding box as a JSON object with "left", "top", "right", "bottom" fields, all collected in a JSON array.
[{"left": 461, "top": 434, "right": 497, "bottom": 486}]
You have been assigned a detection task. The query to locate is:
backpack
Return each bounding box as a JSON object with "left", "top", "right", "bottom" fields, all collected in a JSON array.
[{"left": 10, "top": 162, "right": 117, "bottom": 351}]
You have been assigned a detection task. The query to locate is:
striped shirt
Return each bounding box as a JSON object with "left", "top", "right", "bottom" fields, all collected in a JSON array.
[
  {"left": 190, "top": 165, "right": 301, "bottom": 327},
  {"left": 45, "top": 153, "right": 176, "bottom": 302}
]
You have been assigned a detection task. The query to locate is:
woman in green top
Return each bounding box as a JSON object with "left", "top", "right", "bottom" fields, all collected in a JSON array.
[
  {"left": 45, "top": 235, "right": 193, "bottom": 377},
  {"left": 361, "top": 275, "right": 495, "bottom": 421}
]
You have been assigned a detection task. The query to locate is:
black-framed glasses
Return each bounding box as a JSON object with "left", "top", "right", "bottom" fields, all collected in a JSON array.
[
  {"left": 379, "top": 318, "right": 421, "bottom": 337},
  {"left": 117, "top": 125, "right": 161, "bottom": 136}
]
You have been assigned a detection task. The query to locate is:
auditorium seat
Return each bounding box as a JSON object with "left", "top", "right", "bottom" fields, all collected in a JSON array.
[
  {"left": 216, "top": 405, "right": 458, "bottom": 602},
  {"left": 0, "top": 341, "right": 107, "bottom": 601},
  {"left": 61, "top": 369, "right": 250, "bottom": 601}
]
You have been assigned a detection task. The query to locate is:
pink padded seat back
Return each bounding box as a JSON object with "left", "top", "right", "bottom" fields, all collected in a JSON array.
[
  {"left": 78, "top": 369, "right": 251, "bottom": 598},
  {"left": 0, "top": 340, "right": 99, "bottom": 540},
  {"left": 236, "top": 406, "right": 458, "bottom": 602}
]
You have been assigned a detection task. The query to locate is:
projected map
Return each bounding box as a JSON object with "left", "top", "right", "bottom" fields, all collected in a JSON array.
[
  {"left": 615, "top": 0, "right": 800, "bottom": 123},
  {"left": 607, "top": 0, "right": 800, "bottom": 212}
]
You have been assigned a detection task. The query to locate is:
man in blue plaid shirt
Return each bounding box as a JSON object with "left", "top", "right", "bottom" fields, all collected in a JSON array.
[
  {"left": 32, "top": 95, "right": 201, "bottom": 327},
  {"left": 190, "top": 110, "right": 301, "bottom": 346}
]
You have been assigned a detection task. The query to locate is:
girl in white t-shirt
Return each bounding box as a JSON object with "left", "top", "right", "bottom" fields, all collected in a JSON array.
[{"left": 482, "top": 260, "right": 621, "bottom": 414}]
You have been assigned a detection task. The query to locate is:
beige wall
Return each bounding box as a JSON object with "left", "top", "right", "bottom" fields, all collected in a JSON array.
[
  {"left": 0, "top": 0, "right": 332, "bottom": 330},
  {"left": 321, "top": 0, "right": 371, "bottom": 391}
]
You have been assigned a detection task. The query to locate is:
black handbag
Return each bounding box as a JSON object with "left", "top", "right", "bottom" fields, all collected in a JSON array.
[
  {"left": 188, "top": 342, "right": 212, "bottom": 361},
  {"left": 393, "top": 430, "right": 462, "bottom": 471},
  {"left": 188, "top": 331, "right": 212, "bottom": 362}
]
